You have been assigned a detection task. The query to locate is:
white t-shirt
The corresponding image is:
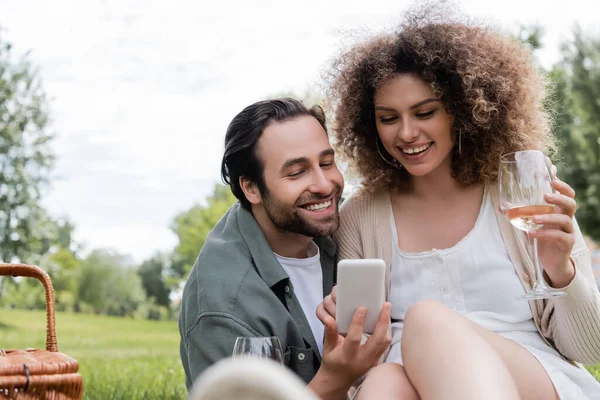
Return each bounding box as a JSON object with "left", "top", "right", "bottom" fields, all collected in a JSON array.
[{"left": 275, "top": 241, "right": 325, "bottom": 355}]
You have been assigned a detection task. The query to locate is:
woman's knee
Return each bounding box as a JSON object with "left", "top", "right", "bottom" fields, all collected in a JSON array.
[
  {"left": 366, "top": 362, "right": 408, "bottom": 381},
  {"left": 403, "top": 300, "right": 452, "bottom": 335},
  {"left": 357, "top": 362, "right": 418, "bottom": 400}
]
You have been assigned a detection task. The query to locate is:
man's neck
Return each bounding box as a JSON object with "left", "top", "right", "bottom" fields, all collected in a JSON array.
[{"left": 251, "top": 207, "right": 313, "bottom": 259}]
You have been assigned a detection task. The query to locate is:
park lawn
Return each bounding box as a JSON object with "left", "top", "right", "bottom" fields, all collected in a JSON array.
[
  {"left": 0, "top": 309, "right": 186, "bottom": 400},
  {"left": 589, "top": 364, "right": 600, "bottom": 381},
  {"left": 0, "top": 308, "right": 599, "bottom": 399}
]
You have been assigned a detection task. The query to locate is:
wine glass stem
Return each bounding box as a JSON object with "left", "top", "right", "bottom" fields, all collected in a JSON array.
[{"left": 532, "top": 237, "right": 549, "bottom": 290}]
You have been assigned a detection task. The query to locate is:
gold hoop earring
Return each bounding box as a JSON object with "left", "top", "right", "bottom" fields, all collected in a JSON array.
[{"left": 376, "top": 138, "right": 403, "bottom": 170}]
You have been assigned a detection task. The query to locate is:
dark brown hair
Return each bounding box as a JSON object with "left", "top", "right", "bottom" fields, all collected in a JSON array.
[{"left": 221, "top": 98, "right": 327, "bottom": 209}]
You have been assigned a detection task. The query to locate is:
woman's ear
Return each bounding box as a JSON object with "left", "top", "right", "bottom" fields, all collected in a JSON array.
[{"left": 239, "top": 176, "right": 262, "bottom": 205}]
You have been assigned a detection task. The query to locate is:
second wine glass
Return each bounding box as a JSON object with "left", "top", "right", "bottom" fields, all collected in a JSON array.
[{"left": 232, "top": 336, "right": 284, "bottom": 365}]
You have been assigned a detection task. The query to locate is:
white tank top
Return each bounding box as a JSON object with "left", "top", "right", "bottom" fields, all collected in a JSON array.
[
  {"left": 386, "top": 188, "right": 600, "bottom": 399},
  {"left": 387, "top": 187, "right": 539, "bottom": 362}
]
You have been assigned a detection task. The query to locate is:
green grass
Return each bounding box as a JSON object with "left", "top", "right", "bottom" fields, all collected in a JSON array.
[
  {"left": 0, "top": 309, "right": 186, "bottom": 399},
  {"left": 1, "top": 309, "right": 599, "bottom": 398},
  {"left": 589, "top": 365, "right": 600, "bottom": 381}
]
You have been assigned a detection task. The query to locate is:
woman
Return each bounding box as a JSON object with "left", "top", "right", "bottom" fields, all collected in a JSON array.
[{"left": 318, "top": 7, "right": 600, "bottom": 400}]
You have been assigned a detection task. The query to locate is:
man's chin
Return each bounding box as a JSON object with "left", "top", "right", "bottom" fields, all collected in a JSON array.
[
  {"left": 274, "top": 213, "right": 340, "bottom": 238},
  {"left": 304, "top": 220, "right": 340, "bottom": 238}
]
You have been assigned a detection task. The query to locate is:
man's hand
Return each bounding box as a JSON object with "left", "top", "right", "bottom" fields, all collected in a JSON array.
[
  {"left": 308, "top": 286, "right": 392, "bottom": 399},
  {"left": 321, "top": 302, "right": 392, "bottom": 381}
]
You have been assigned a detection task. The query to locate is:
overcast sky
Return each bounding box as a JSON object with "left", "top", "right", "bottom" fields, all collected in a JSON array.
[{"left": 1, "top": 0, "right": 598, "bottom": 261}]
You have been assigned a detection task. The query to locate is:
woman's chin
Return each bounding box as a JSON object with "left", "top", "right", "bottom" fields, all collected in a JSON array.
[{"left": 403, "top": 165, "right": 432, "bottom": 177}]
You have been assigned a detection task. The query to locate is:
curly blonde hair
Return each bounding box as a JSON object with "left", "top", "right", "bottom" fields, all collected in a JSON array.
[{"left": 327, "top": 9, "right": 555, "bottom": 193}]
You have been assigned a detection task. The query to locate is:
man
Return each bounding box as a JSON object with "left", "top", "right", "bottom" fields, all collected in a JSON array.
[{"left": 179, "top": 98, "right": 391, "bottom": 399}]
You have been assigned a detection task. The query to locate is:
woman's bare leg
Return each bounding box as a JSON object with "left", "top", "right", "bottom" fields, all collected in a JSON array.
[
  {"left": 455, "top": 311, "right": 559, "bottom": 399},
  {"left": 401, "top": 300, "right": 558, "bottom": 400},
  {"left": 354, "top": 363, "right": 419, "bottom": 400}
]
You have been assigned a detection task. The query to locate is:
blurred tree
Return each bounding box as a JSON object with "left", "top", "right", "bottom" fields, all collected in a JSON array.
[
  {"left": 52, "top": 217, "right": 79, "bottom": 253},
  {"left": 138, "top": 252, "right": 171, "bottom": 308},
  {"left": 0, "top": 217, "right": 82, "bottom": 310},
  {"left": 0, "top": 30, "right": 55, "bottom": 293},
  {"left": 550, "top": 27, "right": 600, "bottom": 240},
  {"left": 515, "top": 25, "right": 545, "bottom": 51},
  {"left": 171, "top": 184, "right": 237, "bottom": 278},
  {"left": 517, "top": 24, "right": 600, "bottom": 241},
  {"left": 76, "top": 249, "right": 145, "bottom": 317},
  {"left": 44, "top": 218, "right": 81, "bottom": 309}
]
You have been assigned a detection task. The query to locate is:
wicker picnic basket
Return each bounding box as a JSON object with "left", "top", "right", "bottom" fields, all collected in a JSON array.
[{"left": 0, "top": 263, "right": 83, "bottom": 399}]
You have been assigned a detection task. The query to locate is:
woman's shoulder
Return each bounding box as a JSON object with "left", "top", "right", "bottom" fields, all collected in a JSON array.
[
  {"left": 340, "top": 188, "right": 390, "bottom": 219},
  {"left": 340, "top": 188, "right": 374, "bottom": 212}
]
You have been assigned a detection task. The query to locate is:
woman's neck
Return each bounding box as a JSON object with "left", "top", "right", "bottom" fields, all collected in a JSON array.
[
  {"left": 412, "top": 174, "right": 465, "bottom": 200},
  {"left": 408, "top": 159, "right": 468, "bottom": 200}
]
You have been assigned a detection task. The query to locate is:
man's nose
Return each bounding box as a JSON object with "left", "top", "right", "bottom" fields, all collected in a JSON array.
[{"left": 309, "top": 169, "right": 334, "bottom": 195}]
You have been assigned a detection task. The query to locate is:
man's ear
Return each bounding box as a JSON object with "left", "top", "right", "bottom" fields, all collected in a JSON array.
[{"left": 239, "top": 176, "right": 262, "bottom": 205}]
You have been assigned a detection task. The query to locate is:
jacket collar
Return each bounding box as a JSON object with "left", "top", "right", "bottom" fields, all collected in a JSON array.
[{"left": 234, "top": 203, "right": 337, "bottom": 361}]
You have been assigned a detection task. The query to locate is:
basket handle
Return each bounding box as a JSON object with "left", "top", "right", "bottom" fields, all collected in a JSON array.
[{"left": 0, "top": 263, "right": 58, "bottom": 352}]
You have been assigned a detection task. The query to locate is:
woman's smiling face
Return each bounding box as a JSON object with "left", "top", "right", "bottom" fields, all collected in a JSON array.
[{"left": 374, "top": 73, "right": 455, "bottom": 178}]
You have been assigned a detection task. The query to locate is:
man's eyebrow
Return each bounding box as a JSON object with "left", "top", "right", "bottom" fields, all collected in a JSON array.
[
  {"left": 281, "top": 157, "right": 309, "bottom": 171},
  {"left": 280, "top": 149, "right": 335, "bottom": 171}
]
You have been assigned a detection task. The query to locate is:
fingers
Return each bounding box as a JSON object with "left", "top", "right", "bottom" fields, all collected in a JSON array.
[
  {"left": 319, "top": 286, "right": 337, "bottom": 319},
  {"left": 544, "top": 192, "right": 577, "bottom": 218},
  {"left": 319, "top": 291, "right": 341, "bottom": 355},
  {"left": 532, "top": 213, "right": 574, "bottom": 234},
  {"left": 369, "top": 303, "right": 392, "bottom": 341},
  {"left": 530, "top": 228, "right": 575, "bottom": 251},
  {"left": 316, "top": 302, "right": 331, "bottom": 325},
  {"left": 322, "top": 316, "right": 340, "bottom": 354},
  {"left": 343, "top": 307, "right": 366, "bottom": 353},
  {"left": 499, "top": 201, "right": 515, "bottom": 213},
  {"left": 323, "top": 293, "right": 337, "bottom": 318},
  {"left": 364, "top": 302, "right": 392, "bottom": 356},
  {"left": 552, "top": 179, "right": 575, "bottom": 199}
]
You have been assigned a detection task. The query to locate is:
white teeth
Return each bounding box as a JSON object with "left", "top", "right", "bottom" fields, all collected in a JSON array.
[
  {"left": 305, "top": 200, "right": 331, "bottom": 211},
  {"left": 402, "top": 143, "right": 432, "bottom": 155}
]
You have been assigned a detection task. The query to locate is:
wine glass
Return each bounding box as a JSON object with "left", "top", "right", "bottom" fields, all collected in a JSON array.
[
  {"left": 498, "top": 150, "right": 567, "bottom": 300},
  {"left": 232, "top": 336, "right": 284, "bottom": 364}
]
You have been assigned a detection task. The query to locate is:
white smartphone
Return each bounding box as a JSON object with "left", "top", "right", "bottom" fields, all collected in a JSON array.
[{"left": 335, "top": 259, "right": 386, "bottom": 335}]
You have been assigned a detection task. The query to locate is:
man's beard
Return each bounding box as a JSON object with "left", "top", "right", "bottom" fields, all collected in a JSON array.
[{"left": 261, "top": 185, "right": 342, "bottom": 238}]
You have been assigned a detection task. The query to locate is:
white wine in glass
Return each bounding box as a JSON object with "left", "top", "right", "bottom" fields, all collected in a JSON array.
[
  {"left": 504, "top": 204, "right": 555, "bottom": 231},
  {"left": 498, "top": 150, "right": 567, "bottom": 300}
]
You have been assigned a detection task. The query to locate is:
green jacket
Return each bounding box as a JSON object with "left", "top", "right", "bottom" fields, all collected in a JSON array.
[{"left": 178, "top": 202, "right": 336, "bottom": 389}]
